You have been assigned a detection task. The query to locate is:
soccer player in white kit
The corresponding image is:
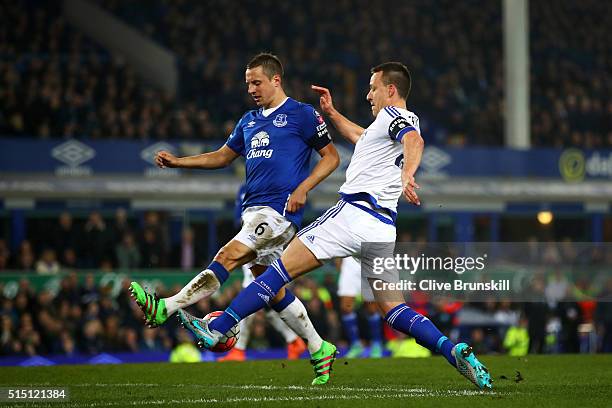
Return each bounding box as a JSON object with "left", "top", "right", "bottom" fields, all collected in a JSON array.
[
  {"left": 336, "top": 257, "right": 384, "bottom": 358},
  {"left": 179, "top": 62, "right": 493, "bottom": 389}
]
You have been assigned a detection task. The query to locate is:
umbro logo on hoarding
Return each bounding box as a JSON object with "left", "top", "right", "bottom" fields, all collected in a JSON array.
[{"left": 51, "top": 140, "right": 95, "bottom": 167}]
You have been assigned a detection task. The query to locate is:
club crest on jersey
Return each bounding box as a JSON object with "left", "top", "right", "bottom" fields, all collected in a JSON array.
[
  {"left": 273, "top": 114, "right": 287, "bottom": 127},
  {"left": 314, "top": 110, "right": 324, "bottom": 124},
  {"left": 247, "top": 131, "right": 274, "bottom": 159}
]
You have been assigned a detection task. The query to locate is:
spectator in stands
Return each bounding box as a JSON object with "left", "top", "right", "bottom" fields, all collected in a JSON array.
[
  {"left": 81, "top": 212, "right": 113, "bottom": 268},
  {"left": 15, "top": 240, "right": 35, "bottom": 271},
  {"left": 140, "top": 228, "right": 164, "bottom": 268},
  {"left": 115, "top": 232, "right": 141, "bottom": 270},
  {"left": 35, "top": 248, "right": 60, "bottom": 274},
  {"left": 53, "top": 212, "right": 78, "bottom": 264},
  {"left": 174, "top": 227, "right": 198, "bottom": 271},
  {"left": 0, "top": 239, "right": 10, "bottom": 270}
]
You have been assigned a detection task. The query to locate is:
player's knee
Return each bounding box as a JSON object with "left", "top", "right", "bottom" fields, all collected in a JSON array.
[
  {"left": 364, "top": 301, "right": 379, "bottom": 315},
  {"left": 270, "top": 286, "right": 286, "bottom": 305},
  {"left": 214, "top": 244, "right": 243, "bottom": 267},
  {"left": 339, "top": 297, "right": 354, "bottom": 314},
  {"left": 249, "top": 264, "right": 267, "bottom": 277}
]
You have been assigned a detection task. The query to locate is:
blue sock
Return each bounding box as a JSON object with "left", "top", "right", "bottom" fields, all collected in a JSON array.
[
  {"left": 209, "top": 260, "right": 292, "bottom": 334},
  {"left": 208, "top": 261, "right": 229, "bottom": 285},
  {"left": 367, "top": 313, "right": 382, "bottom": 346},
  {"left": 341, "top": 312, "right": 360, "bottom": 346},
  {"left": 385, "top": 304, "right": 456, "bottom": 367},
  {"left": 271, "top": 289, "right": 296, "bottom": 312}
]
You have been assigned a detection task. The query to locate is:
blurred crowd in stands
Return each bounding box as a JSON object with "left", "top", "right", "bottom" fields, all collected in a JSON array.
[
  {"left": 1, "top": 0, "right": 609, "bottom": 147},
  {"left": 1, "top": 266, "right": 611, "bottom": 358},
  {"left": 1, "top": 208, "right": 611, "bottom": 357},
  {"left": 0, "top": 210, "right": 194, "bottom": 272}
]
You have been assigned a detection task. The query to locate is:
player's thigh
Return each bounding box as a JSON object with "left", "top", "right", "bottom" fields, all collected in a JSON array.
[
  {"left": 214, "top": 239, "right": 257, "bottom": 270},
  {"left": 279, "top": 237, "right": 323, "bottom": 279},
  {"left": 296, "top": 201, "right": 360, "bottom": 263}
]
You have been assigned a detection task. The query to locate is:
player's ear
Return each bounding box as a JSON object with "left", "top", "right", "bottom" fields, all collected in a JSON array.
[
  {"left": 388, "top": 84, "right": 396, "bottom": 98},
  {"left": 272, "top": 74, "right": 282, "bottom": 87}
]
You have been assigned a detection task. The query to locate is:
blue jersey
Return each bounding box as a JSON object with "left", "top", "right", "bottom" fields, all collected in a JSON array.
[
  {"left": 226, "top": 97, "right": 331, "bottom": 227},
  {"left": 234, "top": 183, "right": 247, "bottom": 228}
]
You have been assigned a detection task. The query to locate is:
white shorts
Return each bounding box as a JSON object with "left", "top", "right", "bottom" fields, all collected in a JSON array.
[
  {"left": 234, "top": 206, "right": 296, "bottom": 267},
  {"left": 337, "top": 256, "right": 362, "bottom": 298},
  {"left": 298, "top": 200, "right": 396, "bottom": 260},
  {"left": 298, "top": 200, "right": 396, "bottom": 301}
]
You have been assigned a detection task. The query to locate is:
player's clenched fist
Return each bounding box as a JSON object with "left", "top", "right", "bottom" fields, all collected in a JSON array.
[
  {"left": 286, "top": 187, "right": 308, "bottom": 214},
  {"left": 311, "top": 85, "right": 335, "bottom": 116},
  {"left": 155, "top": 150, "right": 179, "bottom": 168}
]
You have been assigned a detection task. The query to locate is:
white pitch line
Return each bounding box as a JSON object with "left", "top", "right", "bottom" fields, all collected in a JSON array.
[
  {"left": 72, "top": 383, "right": 428, "bottom": 392},
  {"left": 69, "top": 383, "right": 497, "bottom": 395}
]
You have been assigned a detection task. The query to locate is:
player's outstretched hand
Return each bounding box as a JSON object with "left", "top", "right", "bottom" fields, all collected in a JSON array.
[
  {"left": 311, "top": 85, "right": 335, "bottom": 116},
  {"left": 402, "top": 175, "right": 421, "bottom": 206},
  {"left": 286, "top": 187, "right": 307, "bottom": 214},
  {"left": 155, "top": 150, "right": 179, "bottom": 168}
]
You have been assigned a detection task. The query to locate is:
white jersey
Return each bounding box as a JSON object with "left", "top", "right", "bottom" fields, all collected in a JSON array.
[{"left": 339, "top": 106, "right": 421, "bottom": 213}]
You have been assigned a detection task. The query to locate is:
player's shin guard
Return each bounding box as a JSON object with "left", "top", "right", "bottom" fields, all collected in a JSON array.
[
  {"left": 164, "top": 261, "right": 229, "bottom": 315},
  {"left": 385, "top": 304, "right": 456, "bottom": 367},
  {"left": 209, "top": 259, "right": 290, "bottom": 335},
  {"left": 272, "top": 290, "right": 323, "bottom": 354},
  {"left": 265, "top": 309, "right": 298, "bottom": 344}
]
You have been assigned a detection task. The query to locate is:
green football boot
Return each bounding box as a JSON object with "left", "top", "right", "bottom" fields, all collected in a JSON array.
[
  {"left": 345, "top": 342, "right": 364, "bottom": 358},
  {"left": 310, "top": 341, "right": 338, "bottom": 385},
  {"left": 452, "top": 343, "right": 493, "bottom": 390},
  {"left": 369, "top": 342, "right": 383, "bottom": 358},
  {"left": 129, "top": 281, "right": 168, "bottom": 327}
]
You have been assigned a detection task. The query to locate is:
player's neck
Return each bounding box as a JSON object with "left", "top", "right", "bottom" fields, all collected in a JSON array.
[
  {"left": 386, "top": 100, "right": 407, "bottom": 111},
  {"left": 263, "top": 91, "right": 288, "bottom": 110}
]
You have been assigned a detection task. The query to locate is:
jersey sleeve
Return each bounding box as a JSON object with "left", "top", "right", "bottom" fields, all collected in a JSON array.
[
  {"left": 300, "top": 105, "right": 332, "bottom": 151},
  {"left": 225, "top": 117, "right": 246, "bottom": 156},
  {"left": 386, "top": 109, "right": 421, "bottom": 143}
]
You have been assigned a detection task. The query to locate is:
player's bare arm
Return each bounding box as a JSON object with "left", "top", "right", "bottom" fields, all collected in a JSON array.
[
  {"left": 401, "top": 130, "right": 424, "bottom": 206},
  {"left": 155, "top": 145, "right": 240, "bottom": 170},
  {"left": 286, "top": 143, "right": 340, "bottom": 213},
  {"left": 311, "top": 85, "right": 364, "bottom": 144}
]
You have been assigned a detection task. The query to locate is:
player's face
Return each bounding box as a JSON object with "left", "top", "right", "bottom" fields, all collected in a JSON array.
[
  {"left": 366, "top": 72, "right": 387, "bottom": 117},
  {"left": 245, "top": 66, "right": 280, "bottom": 108}
]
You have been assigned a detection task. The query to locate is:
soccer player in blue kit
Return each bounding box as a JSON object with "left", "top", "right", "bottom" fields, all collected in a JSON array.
[
  {"left": 178, "top": 62, "right": 493, "bottom": 389},
  {"left": 129, "top": 53, "right": 340, "bottom": 383}
]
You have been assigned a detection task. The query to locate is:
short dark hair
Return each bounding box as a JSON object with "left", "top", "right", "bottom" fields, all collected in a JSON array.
[
  {"left": 246, "top": 53, "right": 284, "bottom": 79},
  {"left": 371, "top": 62, "right": 411, "bottom": 100}
]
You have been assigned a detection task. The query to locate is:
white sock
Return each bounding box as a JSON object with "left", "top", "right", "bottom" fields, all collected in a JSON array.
[
  {"left": 277, "top": 298, "right": 323, "bottom": 354},
  {"left": 164, "top": 269, "right": 220, "bottom": 315},
  {"left": 235, "top": 313, "right": 255, "bottom": 350},
  {"left": 265, "top": 309, "right": 298, "bottom": 344}
]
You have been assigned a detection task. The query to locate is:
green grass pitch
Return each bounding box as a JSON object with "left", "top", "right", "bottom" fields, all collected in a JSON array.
[{"left": 1, "top": 355, "right": 611, "bottom": 407}]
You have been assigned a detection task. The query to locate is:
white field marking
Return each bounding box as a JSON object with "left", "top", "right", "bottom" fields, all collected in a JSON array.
[
  {"left": 69, "top": 383, "right": 496, "bottom": 395},
  {"left": 71, "top": 383, "right": 427, "bottom": 392},
  {"left": 16, "top": 390, "right": 502, "bottom": 408}
]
